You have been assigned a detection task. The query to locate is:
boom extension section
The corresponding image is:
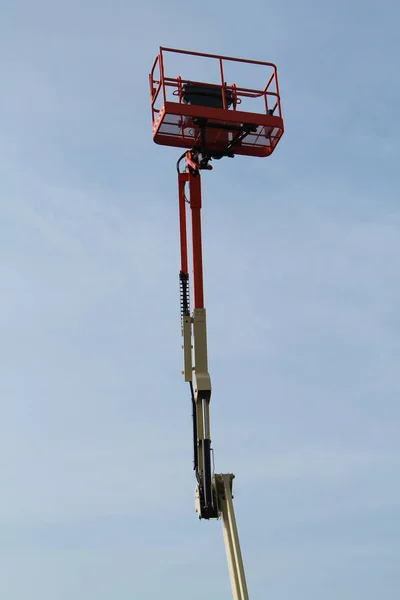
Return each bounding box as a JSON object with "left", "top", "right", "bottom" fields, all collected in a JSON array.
[
  {"left": 178, "top": 151, "right": 217, "bottom": 519},
  {"left": 178, "top": 152, "right": 250, "bottom": 598}
]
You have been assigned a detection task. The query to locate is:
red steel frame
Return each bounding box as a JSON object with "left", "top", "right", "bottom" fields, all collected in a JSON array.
[
  {"left": 149, "top": 47, "right": 284, "bottom": 158},
  {"left": 178, "top": 153, "right": 204, "bottom": 309}
]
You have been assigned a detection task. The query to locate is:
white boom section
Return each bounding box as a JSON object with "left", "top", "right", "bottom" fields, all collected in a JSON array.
[
  {"left": 191, "top": 308, "right": 211, "bottom": 398},
  {"left": 214, "top": 474, "right": 249, "bottom": 600},
  {"left": 181, "top": 308, "right": 211, "bottom": 396},
  {"left": 182, "top": 307, "right": 212, "bottom": 481}
]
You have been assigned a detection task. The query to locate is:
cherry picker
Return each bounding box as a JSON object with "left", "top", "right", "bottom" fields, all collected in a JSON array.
[{"left": 149, "top": 47, "right": 284, "bottom": 599}]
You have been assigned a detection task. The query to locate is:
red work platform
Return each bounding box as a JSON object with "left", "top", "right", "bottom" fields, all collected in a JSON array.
[{"left": 149, "top": 47, "right": 284, "bottom": 158}]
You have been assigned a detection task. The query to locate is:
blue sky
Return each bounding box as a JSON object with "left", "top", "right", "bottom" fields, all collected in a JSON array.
[{"left": 1, "top": 0, "right": 399, "bottom": 598}]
